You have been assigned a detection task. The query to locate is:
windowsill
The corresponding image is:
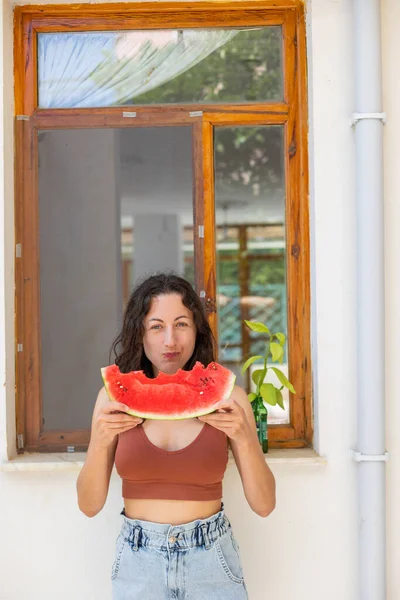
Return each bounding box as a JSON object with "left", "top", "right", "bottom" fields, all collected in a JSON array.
[
  {"left": 1, "top": 448, "right": 326, "bottom": 472},
  {"left": 228, "top": 448, "right": 326, "bottom": 467},
  {"left": 0, "top": 452, "right": 89, "bottom": 471}
]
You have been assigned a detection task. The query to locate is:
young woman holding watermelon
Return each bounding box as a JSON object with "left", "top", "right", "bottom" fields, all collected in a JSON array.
[{"left": 77, "top": 273, "right": 276, "bottom": 600}]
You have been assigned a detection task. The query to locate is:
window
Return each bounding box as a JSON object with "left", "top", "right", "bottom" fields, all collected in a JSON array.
[{"left": 14, "top": 1, "right": 311, "bottom": 452}]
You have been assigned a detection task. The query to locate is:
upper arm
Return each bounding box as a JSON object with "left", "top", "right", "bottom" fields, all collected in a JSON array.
[
  {"left": 89, "top": 387, "right": 118, "bottom": 472},
  {"left": 228, "top": 385, "right": 260, "bottom": 463}
]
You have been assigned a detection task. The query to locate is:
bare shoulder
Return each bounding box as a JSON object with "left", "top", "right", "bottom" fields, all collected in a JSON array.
[
  {"left": 92, "top": 386, "right": 109, "bottom": 419},
  {"left": 230, "top": 385, "right": 253, "bottom": 416}
]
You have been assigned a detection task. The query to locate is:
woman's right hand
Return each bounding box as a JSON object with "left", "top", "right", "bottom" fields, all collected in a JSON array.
[{"left": 91, "top": 401, "right": 143, "bottom": 449}]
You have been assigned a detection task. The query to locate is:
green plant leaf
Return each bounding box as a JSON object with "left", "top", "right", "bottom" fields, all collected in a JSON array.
[
  {"left": 260, "top": 383, "right": 277, "bottom": 406},
  {"left": 244, "top": 320, "right": 270, "bottom": 334},
  {"left": 248, "top": 392, "right": 257, "bottom": 403},
  {"left": 275, "top": 389, "right": 285, "bottom": 410},
  {"left": 270, "top": 367, "right": 296, "bottom": 394},
  {"left": 274, "top": 332, "right": 286, "bottom": 347},
  {"left": 252, "top": 369, "right": 266, "bottom": 387},
  {"left": 241, "top": 355, "right": 263, "bottom": 374},
  {"left": 270, "top": 342, "right": 284, "bottom": 362}
]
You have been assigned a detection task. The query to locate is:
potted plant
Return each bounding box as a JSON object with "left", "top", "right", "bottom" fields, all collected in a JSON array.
[{"left": 241, "top": 320, "right": 296, "bottom": 453}]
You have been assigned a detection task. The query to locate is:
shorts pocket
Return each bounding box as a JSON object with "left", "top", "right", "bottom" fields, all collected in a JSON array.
[
  {"left": 111, "top": 534, "right": 126, "bottom": 581},
  {"left": 215, "top": 531, "right": 245, "bottom": 584}
]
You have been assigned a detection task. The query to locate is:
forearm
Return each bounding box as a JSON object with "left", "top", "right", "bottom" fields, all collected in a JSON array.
[
  {"left": 230, "top": 435, "right": 276, "bottom": 517},
  {"left": 76, "top": 441, "right": 115, "bottom": 517}
]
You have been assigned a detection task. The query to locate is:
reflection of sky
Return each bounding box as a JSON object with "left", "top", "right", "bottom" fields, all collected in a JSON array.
[{"left": 115, "top": 30, "right": 179, "bottom": 59}]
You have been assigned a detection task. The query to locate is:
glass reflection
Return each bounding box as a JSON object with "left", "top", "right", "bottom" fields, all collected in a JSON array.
[
  {"left": 38, "top": 127, "right": 194, "bottom": 431},
  {"left": 214, "top": 125, "right": 289, "bottom": 424},
  {"left": 38, "top": 28, "right": 282, "bottom": 108}
]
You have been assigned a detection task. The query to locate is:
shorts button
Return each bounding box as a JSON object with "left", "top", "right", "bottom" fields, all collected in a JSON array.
[{"left": 169, "top": 536, "right": 177, "bottom": 543}]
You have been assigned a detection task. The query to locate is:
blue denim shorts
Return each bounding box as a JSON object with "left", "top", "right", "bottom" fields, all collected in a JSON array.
[{"left": 111, "top": 504, "right": 248, "bottom": 599}]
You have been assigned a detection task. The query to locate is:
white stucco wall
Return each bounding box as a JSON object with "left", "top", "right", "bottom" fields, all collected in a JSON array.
[
  {"left": 382, "top": 1, "right": 400, "bottom": 597},
  {"left": 0, "top": 1, "right": 398, "bottom": 599}
]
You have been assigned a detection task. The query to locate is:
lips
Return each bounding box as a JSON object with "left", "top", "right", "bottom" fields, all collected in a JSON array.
[{"left": 163, "top": 352, "right": 180, "bottom": 359}]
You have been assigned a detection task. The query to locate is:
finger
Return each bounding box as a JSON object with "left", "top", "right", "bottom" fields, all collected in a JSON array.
[
  {"left": 100, "top": 422, "right": 142, "bottom": 432},
  {"left": 199, "top": 413, "right": 236, "bottom": 422},
  {"left": 204, "top": 419, "right": 243, "bottom": 436},
  {"left": 103, "top": 401, "right": 131, "bottom": 414},
  {"left": 201, "top": 422, "right": 236, "bottom": 435},
  {"left": 100, "top": 413, "right": 142, "bottom": 424},
  {"left": 107, "top": 422, "right": 142, "bottom": 431},
  {"left": 199, "top": 411, "right": 235, "bottom": 419},
  {"left": 203, "top": 418, "right": 237, "bottom": 428},
  {"left": 106, "top": 417, "right": 143, "bottom": 426},
  {"left": 216, "top": 399, "right": 239, "bottom": 412}
]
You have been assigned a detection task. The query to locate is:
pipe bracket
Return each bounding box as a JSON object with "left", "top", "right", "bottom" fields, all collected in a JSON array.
[
  {"left": 351, "top": 450, "right": 389, "bottom": 463},
  {"left": 350, "top": 112, "right": 387, "bottom": 127}
]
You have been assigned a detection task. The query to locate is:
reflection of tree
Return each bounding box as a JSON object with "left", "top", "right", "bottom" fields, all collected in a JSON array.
[
  {"left": 134, "top": 28, "right": 282, "bottom": 104},
  {"left": 215, "top": 126, "right": 283, "bottom": 200},
  {"left": 219, "top": 254, "right": 285, "bottom": 285},
  {"left": 249, "top": 257, "right": 285, "bottom": 285},
  {"left": 135, "top": 28, "right": 283, "bottom": 197},
  {"left": 185, "top": 250, "right": 285, "bottom": 287}
]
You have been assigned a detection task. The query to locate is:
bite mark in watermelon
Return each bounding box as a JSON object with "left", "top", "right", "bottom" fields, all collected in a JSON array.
[{"left": 101, "top": 361, "right": 236, "bottom": 420}]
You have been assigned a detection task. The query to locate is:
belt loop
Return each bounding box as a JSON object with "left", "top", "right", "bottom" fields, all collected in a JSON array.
[
  {"left": 223, "top": 515, "right": 229, "bottom": 534},
  {"left": 201, "top": 523, "right": 211, "bottom": 551},
  {"left": 131, "top": 526, "right": 141, "bottom": 552}
]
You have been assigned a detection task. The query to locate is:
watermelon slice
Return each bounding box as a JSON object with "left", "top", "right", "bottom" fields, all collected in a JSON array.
[{"left": 101, "top": 361, "right": 236, "bottom": 420}]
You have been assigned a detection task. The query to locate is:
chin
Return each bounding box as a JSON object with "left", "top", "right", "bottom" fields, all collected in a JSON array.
[
  {"left": 158, "top": 359, "right": 188, "bottom": 375},
  {"left": 162, "top": 364, "right": 184, "bottom": 375},
  {"left": 162, "top": 368, "right": 179, "bottom": 376}
]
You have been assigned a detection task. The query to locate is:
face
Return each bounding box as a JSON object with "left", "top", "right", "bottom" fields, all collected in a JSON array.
[{"left": 142, "top": 293, "right": 196, "bottom": 376}]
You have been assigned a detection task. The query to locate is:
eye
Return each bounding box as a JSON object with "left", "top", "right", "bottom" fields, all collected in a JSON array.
[
  {"left": 176, "top": 321, "right": 189, "bottom": 327},
  {"left": 150, "top": 324, "right": 162, "bottom": 330}
]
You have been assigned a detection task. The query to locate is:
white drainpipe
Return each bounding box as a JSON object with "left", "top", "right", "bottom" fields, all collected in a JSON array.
[{"left": 352, "top": 1, "right": 387, "bottom": 599}]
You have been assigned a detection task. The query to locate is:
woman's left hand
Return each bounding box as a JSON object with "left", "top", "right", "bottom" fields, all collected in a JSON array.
[
  {"left": 200, "top": 386, "right": 276, "bottom": 518},
  {"left": 198, "top": 398, "right": 253, "bottom": 444}
]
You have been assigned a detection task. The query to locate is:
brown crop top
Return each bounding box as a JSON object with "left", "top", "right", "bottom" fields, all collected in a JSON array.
[{"left": 114, "top": 423, "right": 229, "bottom": 501}]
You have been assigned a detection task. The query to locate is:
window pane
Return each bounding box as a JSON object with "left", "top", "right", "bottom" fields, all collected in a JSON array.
[
  {"left": 38, "top": 28, "right": 282, "bottom": 108},
  {"left": 38, "top": 127, "right": 194, "bottom": 430},
  {"left": 214, "top": 125, "right": 289, "bottom": 424}
]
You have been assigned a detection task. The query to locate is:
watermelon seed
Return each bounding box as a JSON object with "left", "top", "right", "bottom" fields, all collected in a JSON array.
[{"left": 199, "top": 391, "right": 204, "bottom": 395}]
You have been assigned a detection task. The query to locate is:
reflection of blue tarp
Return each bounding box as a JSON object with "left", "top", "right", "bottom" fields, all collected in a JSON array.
[
  {"left": 38, "top": 33, "right": 116, "bottom": 108},
  {"left": 218, "top": 284, "right": 287, "bottom": 362}
]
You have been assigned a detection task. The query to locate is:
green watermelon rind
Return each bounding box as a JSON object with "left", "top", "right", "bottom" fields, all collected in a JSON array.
[{"left": 100, "top": 362, "right": 236, "bottom": 421}]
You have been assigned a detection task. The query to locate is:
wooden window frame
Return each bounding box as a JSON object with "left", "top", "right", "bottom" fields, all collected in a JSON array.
[{"left": 14, "top": 0, "right": 312, "bottom": 452}]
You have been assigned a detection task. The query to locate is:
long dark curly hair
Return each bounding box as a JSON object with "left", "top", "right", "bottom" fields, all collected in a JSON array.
[{"left": 110, "top": 273, "right": 215, "bottom": 377}]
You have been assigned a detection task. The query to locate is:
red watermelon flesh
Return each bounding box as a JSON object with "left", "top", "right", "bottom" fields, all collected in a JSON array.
[{"left": 101, "top": 361, "right": 236, "bottom": 420}]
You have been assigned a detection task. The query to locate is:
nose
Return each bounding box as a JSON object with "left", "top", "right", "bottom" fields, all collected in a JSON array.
[{"left": 164, "top": 326, "right": 177, "bottom": 347}]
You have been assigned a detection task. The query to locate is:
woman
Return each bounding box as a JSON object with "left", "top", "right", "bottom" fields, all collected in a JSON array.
[{"left": 77, "top": 273, "right": 275, "bottom": 599}]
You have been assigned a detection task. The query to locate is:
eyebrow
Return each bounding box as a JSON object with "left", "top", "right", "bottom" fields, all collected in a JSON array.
[{"left": 148, "top": 315, "right": 191, "bottom": 323}]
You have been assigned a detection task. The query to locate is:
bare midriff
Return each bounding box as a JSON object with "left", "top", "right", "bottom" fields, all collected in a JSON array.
[{"left": 123, "top": 498, "right": 222, "bottom": 525}]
